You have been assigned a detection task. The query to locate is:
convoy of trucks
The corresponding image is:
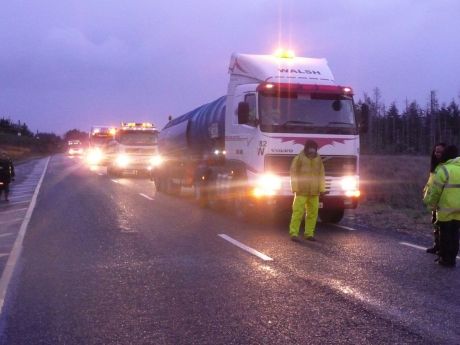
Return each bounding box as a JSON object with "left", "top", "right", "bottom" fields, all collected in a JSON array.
[
  {"left": 154, "top": 51, "right": 368, "bottom": 223},
  {"left": 78, "top": 51, "right": 367, "bottom": 223}
]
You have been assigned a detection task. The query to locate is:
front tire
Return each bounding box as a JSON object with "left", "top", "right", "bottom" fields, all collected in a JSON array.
[
  {"left": 194, "top": 179, "right": 208, "bottom": 208},
  {"left": 107, "top": 165, "right": 120, "bottom": 178}
]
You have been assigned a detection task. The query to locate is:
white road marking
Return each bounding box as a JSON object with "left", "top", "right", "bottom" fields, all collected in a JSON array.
[
  {"left": 0, "top": 233, "right": 13, "bottom": 238},
  {"left": 14, "top": 183, "right": 38, "bottom": 187},
  {"left": 0, "top": 156, "right": 50, "bottom": 316},
  {"left": 0, "top": 218, "right": 23, "bottom": 226},
  {"left": 0, "top": 208, "right": 28, "bottom": 214},
  {"left": 139, "top": 193, "right": 154, "bottom": 200},
  {"left": 111, "top": 179, "right": 120, "bottom": 184},
  {"left": 0, "top": 201, "right": 29, "bottom": 207},
  {"left": 9, "top": 192, "right": 34, "bottom": 196},
  {"left": 218, "top": 234, "right": 273, "bottom": 261},
  {"left": 97, "top": 172, "right": 104, "bottom": 176},
  {"left": 400, "top": 241, "right": 460, "bottom": 260},
  {"left": 328, "top": 223, "right": 357, "bottom": 231}
]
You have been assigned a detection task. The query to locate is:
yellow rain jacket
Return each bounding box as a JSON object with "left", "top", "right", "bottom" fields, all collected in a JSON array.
[
  {"left": 290, "top": 151, "right": 325, "bottom": 196},
  {"left": 423, "top": 157, "right": 460, "bottom": 222}
]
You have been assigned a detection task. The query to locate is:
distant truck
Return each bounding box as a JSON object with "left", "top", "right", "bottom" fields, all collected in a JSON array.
[
  {"left": 67, "top": 140, "right": 84, "bottom": 156},
  {"left": 86, "top": 126, "right": 116, "bottom": 165},
  {"left": 156, "top": 51, "right": 368, "bottom": 222},
  {"left": 105, "top": 122, "right": 162, "bottom": 177}
]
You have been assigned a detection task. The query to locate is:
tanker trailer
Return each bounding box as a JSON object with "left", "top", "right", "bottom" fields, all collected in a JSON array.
[{"left": 157, "top": 51, "right": 367, "bottom": 222}]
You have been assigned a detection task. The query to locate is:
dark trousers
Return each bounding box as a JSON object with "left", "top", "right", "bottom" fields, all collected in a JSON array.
[
  {"left": 438, "top": 220, "right": 460, "bottom": 264},
  {"left": 0, "top": 182, "right": 10, "bottom": 198},
  {"left": 431, "top": 211, "right": 440, "bottom": 250}
]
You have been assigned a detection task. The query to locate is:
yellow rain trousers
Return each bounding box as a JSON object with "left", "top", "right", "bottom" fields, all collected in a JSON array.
[
  {"left": 289, "top": 152, "right": 325, "bottom": 238},
  {"left": 289, "top": 195, "right": 319, "bottom": 237}
]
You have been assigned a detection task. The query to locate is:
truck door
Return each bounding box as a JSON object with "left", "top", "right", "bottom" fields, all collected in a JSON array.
[{"left": 227, "top": 84, "right": 259, "bottom": 171}]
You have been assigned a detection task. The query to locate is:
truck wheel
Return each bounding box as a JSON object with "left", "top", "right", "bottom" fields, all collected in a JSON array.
[
  {"left": 319, "top": 209, "right": 344, "bottom": 223},
  {"left": 232, "top": 185, "right": 252, "bottom": 221},
  {"left": 194, "top": 181, "right": 208, "bottom": 208},
  {"left": 166, "top": 178, "right": 181, "bottom": 196},
  {"left": 154, "top": 175, "right": 163, "bottom": 192},
  {"left": 107, "top": 166, "right": 120, "bottom": 178},
  {"left": 207, "top": 178, "right": 224, "bottom": 210}
]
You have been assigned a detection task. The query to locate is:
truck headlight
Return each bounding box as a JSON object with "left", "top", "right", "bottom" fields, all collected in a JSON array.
[
  {"left": 341, "top": 176, "right": 360, "bottom": 197},
  {"left": 116, "top": 154, "right": 130, "bottom": 168},
  {"left": 149, "top": 155, "right": 164, "bottom": 167},
  {"left": 253, "top": 173, "right": 282, "bottom": 197},
  {"left": 87, "top": 148, "right": 103, "bottom": 165}
]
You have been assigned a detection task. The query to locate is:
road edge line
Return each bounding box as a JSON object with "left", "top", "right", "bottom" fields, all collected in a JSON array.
[{"left": 0, "top": 156, "right": 51, "bottom": 316}]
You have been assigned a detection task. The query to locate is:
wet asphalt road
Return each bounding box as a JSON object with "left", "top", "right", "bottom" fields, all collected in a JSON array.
[{"left": 1, "top": 155, "right": 459, "bottom": 344}]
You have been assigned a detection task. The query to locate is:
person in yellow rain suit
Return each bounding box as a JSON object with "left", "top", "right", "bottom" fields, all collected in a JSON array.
[
  {"left": 423, "top": 145, "right": 460, "bottom": 267},
  {"left": 289, "top": 140, "right": 325, "bottom": 242},
  {"left": 423, "top": 142, "right": 445, "bottom": 254}
]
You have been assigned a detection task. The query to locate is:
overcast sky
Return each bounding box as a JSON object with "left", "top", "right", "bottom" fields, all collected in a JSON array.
[{"left": 1, "top": 0, "right": 459, "bottom": 134}]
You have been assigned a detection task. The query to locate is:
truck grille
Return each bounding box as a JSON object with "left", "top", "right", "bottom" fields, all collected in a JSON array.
[
  {"left": 125, "top": 148, "right": 156, "bottom": 154},
  {"left": 264, "top": 155, "right": 357, "bottom": 176}
]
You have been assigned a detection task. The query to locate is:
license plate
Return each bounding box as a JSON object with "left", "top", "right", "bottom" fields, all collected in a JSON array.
[{"left": 319, "top": 202, "right": 323, "bottom": 208}]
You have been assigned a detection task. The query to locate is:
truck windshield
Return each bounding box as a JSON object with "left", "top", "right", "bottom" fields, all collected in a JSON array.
[
  {"left": 258, "top": 92, "right": 357, "bottom": 134},
  {"left": 90, "top": 136, "right": 111, "bottom": 147},
  {"left": 117, "top": 131, "right": 158, "bottom": 146}
]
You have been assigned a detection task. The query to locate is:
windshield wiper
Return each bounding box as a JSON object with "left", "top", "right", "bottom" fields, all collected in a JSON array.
[
  {"left": 325, "top": 121, "right": 354, "bottom": 127},
  {"left": 280, "top": 120, "right": 314, "bottom": 126}
]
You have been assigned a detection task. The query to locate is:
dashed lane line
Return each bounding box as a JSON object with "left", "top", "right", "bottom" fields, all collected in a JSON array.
[
  {"left": 327, "top": 223, "right": 357, "bottom": 231},
  {"left": 400, "top": 241, "right": 460, "bottom": 260},
  {"left": 0, "top": 156, "right": 51, "bottom": 316},
  {"left": 139, "top": 193, "right": 154, "bottom": 201},
  {"left": 218, "top": 234, "right": 273, "bottom": 261},
  {"left": 111, "top": 179, "right": 120, "bottom": 184}
]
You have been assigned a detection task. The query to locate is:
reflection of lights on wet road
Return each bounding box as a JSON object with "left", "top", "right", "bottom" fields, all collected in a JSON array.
[{"left": 256, "top": 264, "right": 278, "bottom": 277}]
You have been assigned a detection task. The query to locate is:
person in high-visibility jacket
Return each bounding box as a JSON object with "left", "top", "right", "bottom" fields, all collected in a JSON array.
[
  {"left": 423, "top": 145, "right": 460, "bottom": 267},
  {"left": 423, "top": 142, "right": 446, "bottom": 254},
  {"left": 289, "top": 140, "right": 325, "bottom": 241}
]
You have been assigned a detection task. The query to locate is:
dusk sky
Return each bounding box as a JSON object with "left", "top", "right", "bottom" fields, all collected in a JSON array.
[{"left": 1, "top": 0, "right": 459, "bottom": 135}]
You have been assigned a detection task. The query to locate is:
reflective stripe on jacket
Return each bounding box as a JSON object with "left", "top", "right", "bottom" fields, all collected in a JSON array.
[
  {"left": 423, "top": 157, "right": 460, "bottom": 222},
  {"left": 423, "top": 173, "right": 434, "bottom": 199},
  {"left": 290, "top": 151, "right": 325, "bottom": 196}
]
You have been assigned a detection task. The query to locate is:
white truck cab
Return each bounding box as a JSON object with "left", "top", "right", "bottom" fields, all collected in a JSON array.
[
  {"left": 106, "top": 122, "right": 162, "bottom": 177},
  {"left": 224, "top": 53, "right": 364, "bottom": 221}
]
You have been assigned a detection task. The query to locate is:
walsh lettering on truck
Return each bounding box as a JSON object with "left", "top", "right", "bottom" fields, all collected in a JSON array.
[{"left": 155, "top": 50, "right": 369, "bottom": 222}]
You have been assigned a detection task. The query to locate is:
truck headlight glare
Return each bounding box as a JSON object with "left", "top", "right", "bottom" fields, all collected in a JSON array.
[
  {"left": 87, "top": 148, "right": 103, "bottom": 164},
  {"left": 341, "top": 176, "right": 360, "bottom": 197},
  {"left": 150, "top": 155, "right": 163, "bottom": 167},
  {"left": 116, "top": 154, "right": 130, "bottom": 168},
  {"left": 253, "top": 173, "right": 282, "bottom": 197}
]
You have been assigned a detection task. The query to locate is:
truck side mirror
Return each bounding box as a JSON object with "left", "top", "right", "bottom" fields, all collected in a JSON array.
[
  {"left": 237, "top": 102, "right": 250, "bottom": 124},
  {"left": 359, "top": 103, "right": 369, "bottom": 134}
]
